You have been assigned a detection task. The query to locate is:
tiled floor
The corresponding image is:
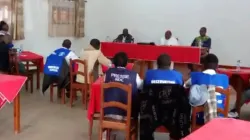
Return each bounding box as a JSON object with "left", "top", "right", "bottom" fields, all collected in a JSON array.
[{"left": 1, "top": 64, "right": 250, "bottom": 140}]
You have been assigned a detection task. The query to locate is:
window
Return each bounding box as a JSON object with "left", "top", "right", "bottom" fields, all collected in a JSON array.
[
  {"left": 49, "top": 0, "right": 85, "bottom": 37},
  {"left": 0, "top": 0, "right": 12, "bottom": 30}
]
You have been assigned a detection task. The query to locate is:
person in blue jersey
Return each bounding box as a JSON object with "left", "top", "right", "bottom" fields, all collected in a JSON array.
[
  {"left": 43, "top": 39, "right": 78, "bottom": 98},
  {"left": 104, "top": 52, "right": 143, "bottom": 119},
  {"left": 144, "top": 53, "right": 183, "bottom": 86}
]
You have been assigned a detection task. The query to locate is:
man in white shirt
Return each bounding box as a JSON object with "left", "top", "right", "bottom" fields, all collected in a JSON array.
[
  {"left": 160, "top": 30, "right": 179, "bottom": 46},
  {"left": 61, "top": 39, "right": 79, "bottom": 65}
]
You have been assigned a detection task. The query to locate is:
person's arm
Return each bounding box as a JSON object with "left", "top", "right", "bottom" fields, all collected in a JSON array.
[
  {"left": 98, "top": 52, "right": 112, "bottom": 67},
  {"left": 160, "top": 37, "right": 165, "bottom": 45},
  {"left": 191, "top": 38, "right": 196, "bottom": 46},
  {"left": 68, "top": 51, "right": 79, "bottom": 60},
  {"left": 114, "top": 34, "right": 122, "bottom": 42},
  {"left": 136, "top": 74, "right": 143, "bottom": 89},
  {"left": 170, "top": 37, "right": 179, "bottom": 46},
  {"left": 202, "top": 38, "right": 211, "bottom": 49}
]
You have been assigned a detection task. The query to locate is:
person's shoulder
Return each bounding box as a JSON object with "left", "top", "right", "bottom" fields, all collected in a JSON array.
[{"left": 170, "top": 70, "right": 183, "bottom": 77}]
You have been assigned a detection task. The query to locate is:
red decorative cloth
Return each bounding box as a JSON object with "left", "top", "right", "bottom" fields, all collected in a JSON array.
[
  {"left": 101, "top": 63, "right": 134, "bottom": 73},
  {"left": 101, "top": 42, "right": 201, "bottom": 63},
  {"left": 182, "top": 118, "right": 250, "bottom": 140},
  {"left": 87, "top": 64, "right": 134, "bottom": 121},
  {"left": 19, "top": 51, "right": 44, "bottom": 72},
  {"left": 0, "top": 74, "right": 27, "bottom": 103}
]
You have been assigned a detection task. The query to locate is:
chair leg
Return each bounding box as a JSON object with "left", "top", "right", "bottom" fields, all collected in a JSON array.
[
  {"left": 50, "top": 85, "right": 53, "bottom": 102},
  {"left": 61, "top": 89, "right": 65, "bottom": 104},
  {"left": 30, "top": 76, "right": 33, "bottom": 94},
  {"left": 89, "top": 119, "right": 93, "bottom": 140},
  {"left": 106, "top": 129, "right": 111, "bottom": 140},
  {"left": 25, "top": 82, "right": 28, "bottom": 91},
  {"left": 98, "top": 128, "right": 103, "bottom": 140},
  {"left": 70, "top": 88, "right": 74, "bottom": 107},
  {"left": 125, "top": 130, "right": 131, "bottom": 140}
]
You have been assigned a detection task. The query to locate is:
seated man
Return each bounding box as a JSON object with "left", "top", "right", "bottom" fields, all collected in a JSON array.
[
  {"left": 141, "top": 54, "right": 190, "bottom": 140},
  {"left": 76, "top": 39, "right": 112, "bottom": 84},
  {"left": 104, "top": 52, "right": 142, "bottom": 119},
  {"left": 229, "top": 80, "right": 250, "bottom": 118},
  {"left": 145, "top": 53, "right": 183, "bottom": 85},
  {"left": 185, "top": 54, "right": 229, "bottom": 123},
  {"left": 43, "top": 39, "right": 78, "bottom": 97},
  {"left": 0, "top": 35, "right": 9, "bottom": 72},
  {"left": 160, "top": 30, "right": 179, "bottom": 46},
  {"left": 114, "top": 28, "right": 134, "bottom": 43}
]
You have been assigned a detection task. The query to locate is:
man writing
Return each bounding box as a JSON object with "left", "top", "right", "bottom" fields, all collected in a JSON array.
[{"left": 114, "top": 28, "right": 134, "bottom": 43}]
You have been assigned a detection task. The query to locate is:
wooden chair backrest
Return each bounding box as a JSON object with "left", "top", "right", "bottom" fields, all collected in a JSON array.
[
  {"left": 100, "top": 82, "right": 132, "bottom": 126},
  {"left": 191, "top": 87, "right": 230, "bottom": 131},
  {"left": 216, "top": 87, "right": 230, "bottom": 117},
  {"left": 69, "top": 59, "right": 88, "bottom": 83},
  {"left": 8, "top": 50, "right": 19, "bottom": 75}
]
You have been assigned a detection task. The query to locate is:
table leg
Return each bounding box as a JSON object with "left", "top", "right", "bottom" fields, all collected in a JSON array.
[
  {"left": 14, "top": 94, "right": 20, "bottom": 134},
  {"left": 139, "top": 61, "right": 146, "bottom": 79},
  {"left": 37, "top": 67, "right": 40, "bottom": 90},
  {"left": 147, "top": 61, "right": 154, "bottom": 69}
]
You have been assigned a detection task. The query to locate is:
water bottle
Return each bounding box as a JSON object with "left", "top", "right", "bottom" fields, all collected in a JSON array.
[
  {"left": 236, "top": 60, "right": 241, "bottom": 71},
  {"left": 198, "top": 40, "right": 202, "bottom": 48},
  {"left": 105, "top": 36, "right": 111, "bottom": 42},
  {"left": 20, "top": 44, "right": 23, "bottom": 53}
]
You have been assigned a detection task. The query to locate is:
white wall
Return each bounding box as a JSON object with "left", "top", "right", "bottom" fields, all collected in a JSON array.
[{"left": 16, "top": 0, "right": 250, "bottom": 66}]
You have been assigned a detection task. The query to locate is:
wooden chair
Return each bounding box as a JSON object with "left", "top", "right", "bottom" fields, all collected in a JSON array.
[
  {"left": 191, "top": 87, "right": 230, "bottom": 132},
  {"left": 49, "top": 83, "right": 66, "bottom": 104},
  {"left": 69, "top": 59, "right": 89, "bottom": 109},
  {"left": 99, "top": 82, "right": 137, "bottom": 140},
  {"left": 9, "top": 50, "right": 34, "bottom": 93}
]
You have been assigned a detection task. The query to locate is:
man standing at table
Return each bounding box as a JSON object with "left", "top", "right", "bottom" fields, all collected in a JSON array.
[
  {"left": 160, "top": 30, "right": 179, "bottom": 46},
  {"left": 114, "top": 28, "right": 134, "bottom": 43},
  {"left": 191, "top": 27, "right": 211, "bottom": 55}
]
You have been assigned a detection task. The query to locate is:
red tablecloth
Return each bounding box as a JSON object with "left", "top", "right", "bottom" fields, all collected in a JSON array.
[
  {"left": 101, "top": 42, "right": 201, "bottom": 63},
  {"left": 87, "top": 77, "right": 103, "bottom": 120},
  {"left": 217, "top": 68, "right": 250, "bottom": 84},
  {"left": 87, "top": 65, "right": 134, "bottom": 120},
  {"left": 0, "top": 74, "right": 27, "bottom": 103},
  {"left": 101, "top": 63, "right": 134, "bottom": 73},
  {"left": 19, "top": 51, "right": 44, "bottom": 72},
  {"left": 182, "top": 118, "right": 250, "bottom": 140}
]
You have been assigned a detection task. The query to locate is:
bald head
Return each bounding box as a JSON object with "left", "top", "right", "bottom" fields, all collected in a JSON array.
[
  {"left": 62, "top": 39, "right": 71, "bottom": 49},
  {"left": 165, "top": 30, "right": 172, "bottom": 40}
]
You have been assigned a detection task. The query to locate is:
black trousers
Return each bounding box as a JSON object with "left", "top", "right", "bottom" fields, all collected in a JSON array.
[{"left": 139, "top": 87, "right": 191, "bottom": 140}]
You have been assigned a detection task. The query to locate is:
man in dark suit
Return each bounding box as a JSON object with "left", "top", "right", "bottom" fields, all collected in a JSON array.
[{"left": 114, "top": 28, "right": 134, "bottom": 43}]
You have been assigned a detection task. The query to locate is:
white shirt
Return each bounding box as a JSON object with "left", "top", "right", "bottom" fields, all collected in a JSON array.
[
  {"left": 61, "top": 47, "right": 79, "bottom": 65},
  {"left": 160, "top": 36, "right": 179, "bottom": 46}
]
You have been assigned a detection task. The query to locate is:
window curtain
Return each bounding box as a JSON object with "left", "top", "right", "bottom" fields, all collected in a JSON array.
[
  {"left": 0, "top": 0, "right": 24, "bottom": 40},
  {"left": 48, "top": 0, "right": 85, "bottom": 37},
  {"left": 74, "top": 0, "right": 85, "bottom": 37},
  {"left": 11, "top": 0, "right": 24, "bottom": 40}
]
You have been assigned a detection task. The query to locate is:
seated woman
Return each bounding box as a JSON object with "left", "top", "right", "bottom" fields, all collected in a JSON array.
[
  {"left": 76, "top": 39, "right": 112, "bottom": 83},
  {"left": 0, "top": 21, "right": 14, "bottom": 48}
]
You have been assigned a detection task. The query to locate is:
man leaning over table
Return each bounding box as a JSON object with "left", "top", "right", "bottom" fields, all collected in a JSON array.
[
  {"left": 76, "top": 39, "right": 112, "bottom": 84},
  {"left": 102, "top": 52, "right": 143, "bottom": 139}
]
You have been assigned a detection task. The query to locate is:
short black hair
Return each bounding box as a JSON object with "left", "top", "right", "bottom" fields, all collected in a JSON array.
[
  {"left": 200, "top": 27, "right": 207, "bottom": 31},
  {"left": 62, "top": 39, "right": 71, "bottom": 49},
  {"left": 113, "top": 52, "right": 128, "bottom": 67},
  {"left": 0, "top": 21, "right": 7, "bottom": 30},
  {"left": 157, "top": 53, "right": 171, "bottom": 69},
  {"left": 90, "top": 39, "right": 100, "bottom": 50},
  {"left": 203, "top": 53, "right": 219, "bottom": 70}
]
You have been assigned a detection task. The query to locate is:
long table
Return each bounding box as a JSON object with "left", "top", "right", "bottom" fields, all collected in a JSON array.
[{"left": 101, "top": 42, "right": 201, "bottom": 78}]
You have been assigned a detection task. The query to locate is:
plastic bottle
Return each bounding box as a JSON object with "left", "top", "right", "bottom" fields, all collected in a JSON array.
[
  {"left": 236, "top": 60, "right": 241, "bottom": 71},
  {"left": 105, "top": 36, "right": 110, "bottom": 42}
]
